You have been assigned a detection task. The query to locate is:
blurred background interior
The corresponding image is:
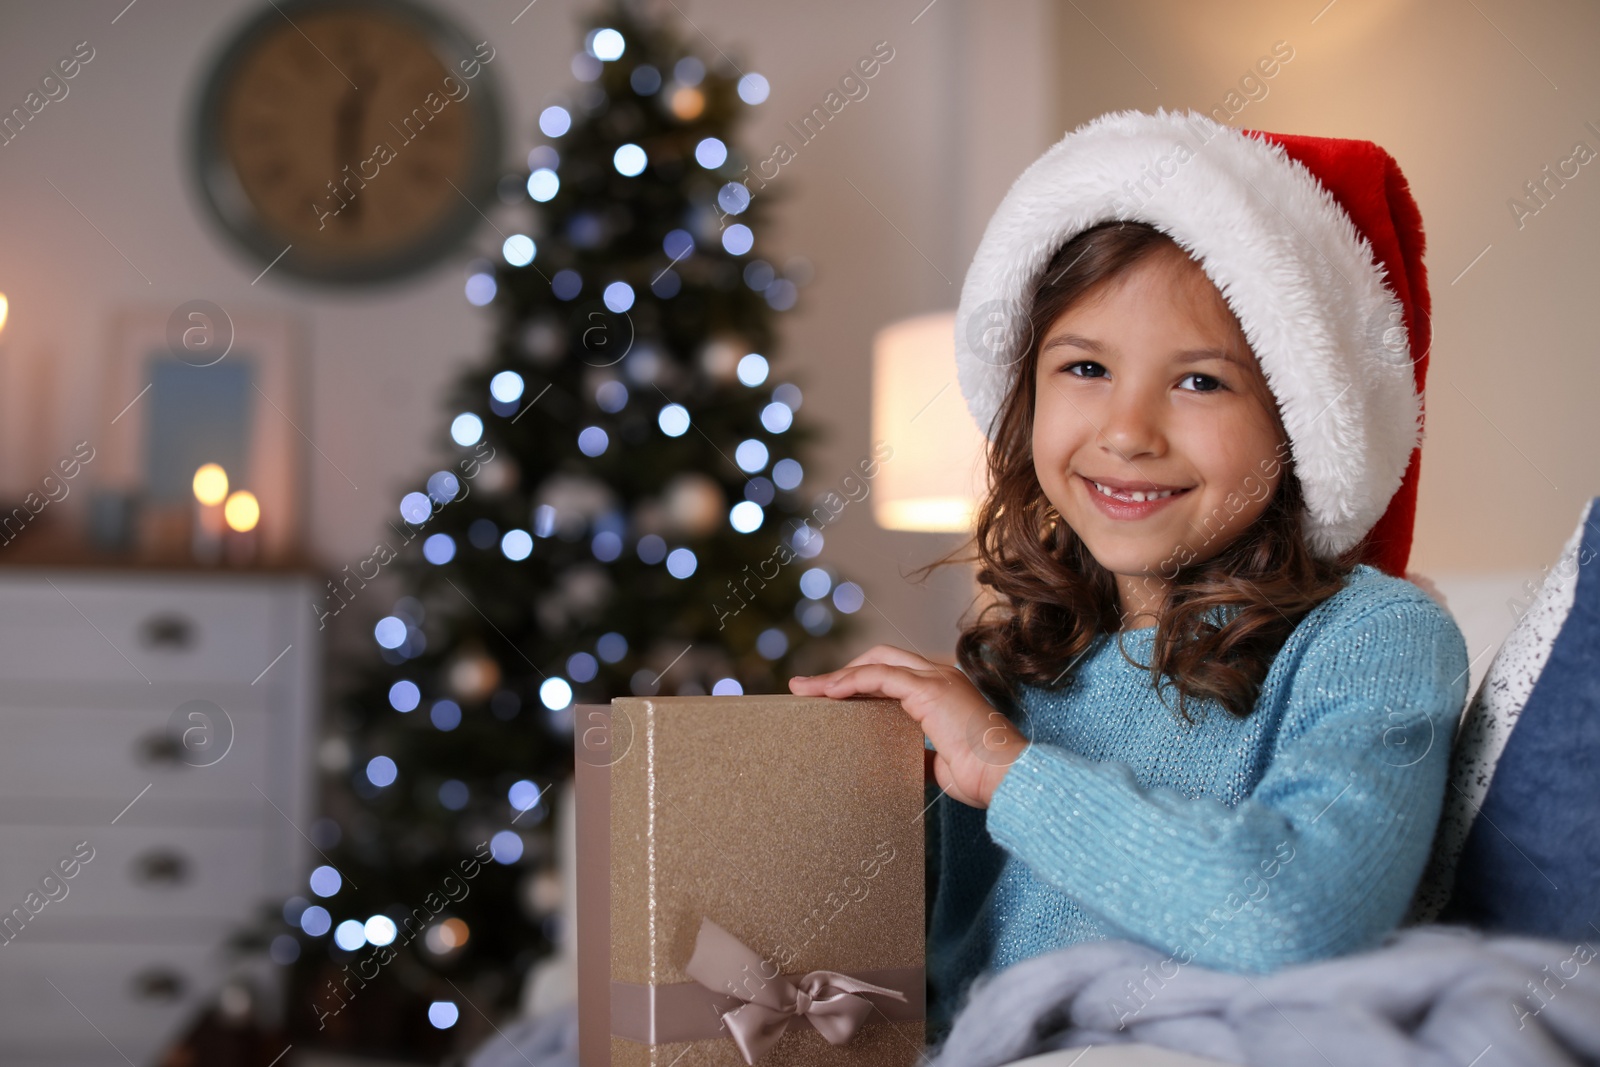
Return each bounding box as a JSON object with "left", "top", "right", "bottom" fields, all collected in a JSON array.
[{"left": 0, "top": 0, "right": 1594, "bottom": 1063}]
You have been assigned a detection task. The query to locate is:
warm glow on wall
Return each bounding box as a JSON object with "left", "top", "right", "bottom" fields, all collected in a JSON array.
[
  {"left": 192, "top": 463, "right": 229, "bottom": 506},
  {"left": 0, "top": 293, "right": 9, "bottom": 337},
  {"left": 870, "top": 312, "right": 989, "bottom": 533},
  {"left": 224, "top": 490, "right": 260, "bottom": 532}
]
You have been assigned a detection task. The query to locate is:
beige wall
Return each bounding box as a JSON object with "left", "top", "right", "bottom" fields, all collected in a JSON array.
[{"left": 1047, "top": 0, "right": 1600, "bottom": 574}]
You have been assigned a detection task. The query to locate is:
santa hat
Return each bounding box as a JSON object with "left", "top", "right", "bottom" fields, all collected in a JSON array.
[{"left": 954, "top": 108, "right": 1432, "bottom": 578}]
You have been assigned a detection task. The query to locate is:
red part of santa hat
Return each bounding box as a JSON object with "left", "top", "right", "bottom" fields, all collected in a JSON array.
[{"left": 953, "top": 109, "right": 1432, "bottom": 577}]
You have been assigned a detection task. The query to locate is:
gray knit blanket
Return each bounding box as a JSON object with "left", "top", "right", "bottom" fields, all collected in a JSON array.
[
  {"left": 929, "top": 924, "right": 1600, "bottom": 1067},
  {"left": 468, "top": 925, "right": 1600, "bottom": 1067}
]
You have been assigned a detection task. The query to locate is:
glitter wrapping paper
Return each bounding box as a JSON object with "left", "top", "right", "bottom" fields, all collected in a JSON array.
[{"left": 577, "top": 696, "right": 926, "bottom": 1067}]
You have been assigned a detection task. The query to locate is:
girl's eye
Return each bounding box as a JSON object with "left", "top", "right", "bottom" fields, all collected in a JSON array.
[
  {"left": 1179, "top": 373, "right": 1225, "bottom": 393},
  {"left": 1060, "top": 360, "right": 1105, "bottom": 379}
]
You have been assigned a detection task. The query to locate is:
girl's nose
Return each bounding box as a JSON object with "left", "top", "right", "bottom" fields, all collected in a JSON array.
[{"left": 1097, "top": 381, "right": 1167, "bottom": 460}]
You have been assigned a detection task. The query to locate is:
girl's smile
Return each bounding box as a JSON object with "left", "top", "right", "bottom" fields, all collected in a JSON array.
[
  {"left": 1079, "top": 474, "right": 1194, "bottom": 519},
  {"left": 1032, "top": 242, "right": 1289, "bottom": 625}
]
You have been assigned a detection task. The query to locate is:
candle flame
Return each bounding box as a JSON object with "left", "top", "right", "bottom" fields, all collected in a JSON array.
[
  {"left": 193, "top": 463, "right": 228, "bottom": 506},
  {"left": 224, "top": 490, "right": 260, "bottom": 533}
]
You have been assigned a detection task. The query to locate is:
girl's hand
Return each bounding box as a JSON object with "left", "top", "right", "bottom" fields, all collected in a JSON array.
[{"left": 788, "top": 645, "right": 1029, "bottom": 809}]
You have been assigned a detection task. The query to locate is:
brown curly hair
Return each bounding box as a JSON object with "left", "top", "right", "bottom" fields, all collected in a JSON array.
[{"left": 936, "top": 220, "right": 1365, "bottom": 722}]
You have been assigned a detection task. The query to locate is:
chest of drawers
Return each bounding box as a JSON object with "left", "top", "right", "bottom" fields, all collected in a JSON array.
[{"left": 0, "top": 568, "right": 320, "bottom": 1066}]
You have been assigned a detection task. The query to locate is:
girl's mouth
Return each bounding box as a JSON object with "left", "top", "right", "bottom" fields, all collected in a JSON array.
[{"left": 1080, "top": 475, "right": 1193, "bottom": 520}]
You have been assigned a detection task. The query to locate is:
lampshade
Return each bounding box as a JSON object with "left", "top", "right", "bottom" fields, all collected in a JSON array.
[{"left": 870, "top": 311, "right": 990, "bottom": 533}]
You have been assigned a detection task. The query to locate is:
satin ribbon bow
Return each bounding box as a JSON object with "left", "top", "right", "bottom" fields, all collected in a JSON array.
[{"left": 683, "top": 916, "right": 908, "bottom": 1064}]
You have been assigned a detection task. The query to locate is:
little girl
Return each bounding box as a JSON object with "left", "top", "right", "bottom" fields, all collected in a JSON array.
[{"left": 790, "top": 109, "right": 1470, "bottom": 1041}]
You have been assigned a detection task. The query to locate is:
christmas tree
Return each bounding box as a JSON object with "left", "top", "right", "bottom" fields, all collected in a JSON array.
[{"left": 271, "top": 0, "right": 864, "bottom": 1054}]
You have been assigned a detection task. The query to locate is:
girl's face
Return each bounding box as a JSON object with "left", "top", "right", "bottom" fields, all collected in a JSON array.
[{"left": 1032, "top": 244, "right": 1288, "bottom": 624}]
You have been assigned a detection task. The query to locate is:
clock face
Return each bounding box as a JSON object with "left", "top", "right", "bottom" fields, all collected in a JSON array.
[{"left": 193, "top": 0, "right": 504, "bottom": 285}]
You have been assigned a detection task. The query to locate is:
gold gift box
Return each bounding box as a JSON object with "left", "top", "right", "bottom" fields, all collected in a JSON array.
[{"left": 575, "top": 696, "right": 926, "bottom": 1066}]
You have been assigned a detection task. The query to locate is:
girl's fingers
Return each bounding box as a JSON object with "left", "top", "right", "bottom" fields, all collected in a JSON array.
[
  {"left": 841, "top": 644, "right": 933, "bottom": 672},
  {"left": 814, "top": 662, "right": 927, "bottom": 702},
  {"left": 790, "top": 645, "right": 949, "bottom": 696}
]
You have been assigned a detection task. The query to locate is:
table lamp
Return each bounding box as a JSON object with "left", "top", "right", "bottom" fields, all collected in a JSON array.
[{"left": 869, "top": 311, "right": 989, "bottom": 533}]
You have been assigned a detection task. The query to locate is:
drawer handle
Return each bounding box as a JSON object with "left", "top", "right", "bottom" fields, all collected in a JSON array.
[
  {"left": 130, "top": 848, "right": 191, "bottom": 887},
  {"left": 139, "top": 613, "right": 197, "bottom": 651},
  {"left": 129, "top": 967, "right": 187, "bottom": 1002},
  {"left": 134, "top": 730, "right": 185, "bottom": 767}
]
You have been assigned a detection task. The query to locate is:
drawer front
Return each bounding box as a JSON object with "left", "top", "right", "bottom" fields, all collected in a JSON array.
[
  {"left": 0, "top": 942, "right": 214, "bottom": 1058},
  {"left": 0, "top": 824, "right": 271, "bottom": 920},
  {"left": 0, "top": 575, "right": 291, "bottom": 684},
  {"left": 0, "top": 694, "right": 272, "bottom": 804}
]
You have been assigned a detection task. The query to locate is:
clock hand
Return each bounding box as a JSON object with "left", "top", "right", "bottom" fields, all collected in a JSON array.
[{"left": 334, "top": 85, "right": 365, "bottom": 225}]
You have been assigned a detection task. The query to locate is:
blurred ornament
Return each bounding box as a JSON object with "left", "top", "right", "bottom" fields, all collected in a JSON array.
[
  {"left": 424, "top": 917, "right": 470, "bottom": 956},
  {"left": 631, "top": 498, "right": 667, "bottom": 537},
  {"left": 537, "top": 564, "right": 614, "bottom": 634},
  {"left": 697, "top": 338, "right": 742, "bottom": 383},
  {"left": 522, "top": 318, "right": 565, "bottom": 364},
  {"left": 668, "top": 85, "right": 704, "bottom": 120},
  {"left": 623, "top": 344, "right": 663, "bottom": 385},
  {"left": 534, "top": 474, "right": 618, "bottom": 538},
  {"left": 448, "top": 647, "right": 502, "bottom": 703},
  {"left": 663, "top": 473, "right": 724, "bottom": 536},
  {"left": 471, "top": 452, "right": 518, "bottom": 494},
  {"left": 584, "top": 367, "right": 627, "bottom": 409},
  {"left": 559, "top": 564, "right": 612, "bottom": 616}
]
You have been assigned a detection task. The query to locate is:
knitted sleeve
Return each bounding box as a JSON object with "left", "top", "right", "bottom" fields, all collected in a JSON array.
[{"left": 984, "top": 597, "right": 1470, "bottom": 972}]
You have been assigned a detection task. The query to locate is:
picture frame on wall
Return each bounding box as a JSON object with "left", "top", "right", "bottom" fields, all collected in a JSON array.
[{"left": 96, "top": 304, "right": 308, "bottom": 564}]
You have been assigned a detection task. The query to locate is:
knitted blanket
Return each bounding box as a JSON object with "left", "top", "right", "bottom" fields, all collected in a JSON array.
[{"left": 929, "top": 924, "right": 1600, "bottom": 1067}]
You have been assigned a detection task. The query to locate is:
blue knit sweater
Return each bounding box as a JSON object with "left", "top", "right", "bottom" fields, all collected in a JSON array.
[{"left": 924, "top": 563, "right": 1471, "bottom": 1038}]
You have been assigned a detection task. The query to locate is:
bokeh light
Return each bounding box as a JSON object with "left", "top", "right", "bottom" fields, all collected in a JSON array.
[
  {"left": 527, "top": 168, "right": 560, "bottom": 202},
  {"left": 503, "top": 235, "right": 536, "bottom": 266},
  {"left": 737, "top": 72, "right": 770, "bottom": 104},
  {"left": 695, "top": 137, "right": 727, "bottom": 168},
  {"left": 614, "top": 144, "right": 647, "bottom": 177},
  {"left": 450, "top": 413, "right": 484, "bottom": 446},
  {"left": 538, "top": 106, "right": 571, "bottom": 137},
  {"left": 366, "top": 755, "right": 397, "bottom": 787},
  {"left": 737, "top": 353, "right": 769, "bottom": 386}
]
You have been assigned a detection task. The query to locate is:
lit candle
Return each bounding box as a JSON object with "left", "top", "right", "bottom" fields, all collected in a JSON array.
[
  {"left": 192, "top": 463, "right": 227, "bottom": 565},
  {"left": 223, "top": 489, "right": 260, "bottom": 566}
]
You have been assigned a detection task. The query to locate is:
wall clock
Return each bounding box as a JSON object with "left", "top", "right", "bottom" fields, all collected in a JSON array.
[{"left": 191, "top": 0, "right": 505, "bottom": 286}]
